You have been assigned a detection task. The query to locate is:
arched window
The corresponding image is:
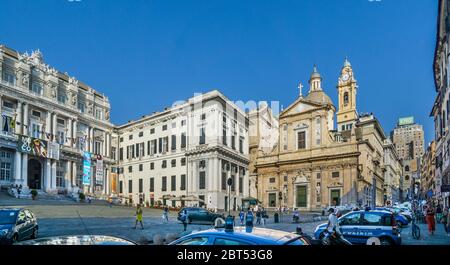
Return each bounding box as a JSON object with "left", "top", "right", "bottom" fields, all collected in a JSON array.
[
  {"left": 405, "top": 165, "right": 410, "bottom": 172},
  {"left": 343, "top": 92, "right": 349, "bottom": 105}
]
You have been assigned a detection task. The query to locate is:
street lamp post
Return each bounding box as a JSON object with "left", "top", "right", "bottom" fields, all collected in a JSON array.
[{"left": 227, "top": 177, "right": 233, "bottom": 216}]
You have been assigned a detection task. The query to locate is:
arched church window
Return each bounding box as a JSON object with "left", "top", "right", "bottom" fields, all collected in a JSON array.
[{"left": 343, "top": 92, "right": 349, "bottom": 105}]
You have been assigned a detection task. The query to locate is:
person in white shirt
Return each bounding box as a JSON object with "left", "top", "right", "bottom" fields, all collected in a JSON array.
[{"left": 326, "top": 208, "right": 340, "bottom": 234}]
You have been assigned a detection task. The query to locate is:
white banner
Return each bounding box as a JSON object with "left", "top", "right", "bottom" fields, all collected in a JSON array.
[{"left": 95, "top": 155, "right": 104, "bottom": 185}]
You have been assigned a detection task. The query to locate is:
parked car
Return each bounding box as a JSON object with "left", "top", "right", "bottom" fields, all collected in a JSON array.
[
  {"left": 169, "top": 226, "right": 310, "bottom": 245},
  {"left": 314, "top": 209, "right": 401, "bottom": 245},
  {"left": 375, "top": 207, "right": 409, "bottom": 227},
  {"left": 177, "top": 207, "right": 225, "bottom": 224},
  {"left": 15, "top": 235, "right": 136, "bottom": 245},
  {"left": 0, "top": 208, "right": 38, "bottom": 245}
]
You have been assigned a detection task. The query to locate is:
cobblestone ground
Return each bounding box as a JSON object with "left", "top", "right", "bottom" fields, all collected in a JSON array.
[{"left": 1, "top": 191, "right": 449, "bottom": 245}]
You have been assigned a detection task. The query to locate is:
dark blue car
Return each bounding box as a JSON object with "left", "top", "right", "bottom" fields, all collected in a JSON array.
[
  {"left": 169, "top": 226, "right": 310, "bottom": 245},
  {"left": 0, "top": 208, "right": 39, "bottom": 245},
  {"left": 314, "top": 210, "right": 401, "bottom": 245}
]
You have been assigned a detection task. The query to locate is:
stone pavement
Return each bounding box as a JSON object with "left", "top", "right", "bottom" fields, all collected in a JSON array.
[{"left": 400, "top": 221, "right": 450, "bottom": 245}]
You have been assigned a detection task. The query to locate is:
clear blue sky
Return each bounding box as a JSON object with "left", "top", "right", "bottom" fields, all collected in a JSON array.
[{"left": 0, "top": 0, "right": 438, "bottom": 144}]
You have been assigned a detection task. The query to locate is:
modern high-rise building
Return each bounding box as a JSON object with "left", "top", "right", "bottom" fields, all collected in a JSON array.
[{"left": 391, "top": 117, "right": 424, "bottom": 200}]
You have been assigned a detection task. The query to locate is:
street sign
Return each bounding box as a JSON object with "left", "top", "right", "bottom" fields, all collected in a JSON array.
[{"left": 82, "top": 151, "right": 92, "bottom": 185}]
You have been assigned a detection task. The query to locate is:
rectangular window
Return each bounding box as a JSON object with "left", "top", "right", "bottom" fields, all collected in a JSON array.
[
  {"left": 32, "top": 82, "right": 43, "bottom": 95},
  {"left": 223, "top": 129, "right": 227, "bottom": 146},
  {"left": 317, "top": 173, "right": 321, "bottom": 179},
  {"left": 239, "top": 137, "right": 244, "bottom": 153},
  {"left": 199, "top": 171, "right": 206, "bottom": 190},
  {"left": 171, "top": 175, "right": 176, "bottom": 191},
  {"left": 201, "top": 113, "right": 206, "bottom": 120},
  {"left": 297, "top": 131, "right": 306, "bottom": 149},
  {"left": 150, "top": 128, "right": 155, "bottom": 134},
  {"left": 332, "top": 172, "right": 340, "bottom": 178},
  {"left": 181, "top": 158, "right": 186, "bottom": 166},
  {"left": 150, "top": 178, "right": 154, "bottom": 192},
  {"left": 128, "top": 166, "right": 133, "bottom": 173},
  {"left": 222, "top": 172, "right": 227, "bottom": 190},
  {"left": 126, "top": 146, "right": 130, "bottom": 159},
  {"left": 129, "top": 134, "right": 133, "bottom": 140},
  {"left": 2, "top": 71, "right": 15, "bottom": 85},
  {"left": 139, "top": 142, "right": 144, "bottom": 157},
  {"left": 151, "top": 139, "right": 157, "bottom": 155},
  {"left": 172, "top": 122, "right": 176, "bottom": 129},
  {"left": 231, "top": 175, "right": 235, "bottom": 191},
  {"left": 158, "top": 138, "right": 163, "bottom": 153},
  {"left": 119, "top": 181, "right": 123, "bottom": 193},
  {"left": 150, "top": 162, "right": 154, "bottom": 170},
  {"left": 139, "top": 164, "right": 143, "bottom": 171},
  {"left": 111, "top": 147, "right": 116, "bottom": 160},
  {"left": 181, "top": 120, "right": 186, "bottom": 126},
  {"left": 231, "top": 135, "right": 236, "bottom": 150},
  {"left": 139, "top": 131, "right": 144, "bottom": 137},
  {"left": 0, "top": 162, "right": 12, "bottom": 181},
  {"left": 131, "top": 145, "right": 135, "bottom": 158},
  {"left": 139, "top": 179, "right": 143, "bottom": 193},
  {"left": 199, "top": 128, "right": 205, "bottom": 144},
  {"left": 162, "top": 124, "right": 167, "bottom": 131},
  {"left": 171, "top": 135, "right": 177, "bottom": 151},
  {"left": 147, "top": 141, "right": 150, "bottom": 155},
  {"left": 181, "top": 133, "right": 186, "bottom": 148},
  {"left": 180, "top": 174, "right": 186, "bottom": 190},
  {"left": 171, "top": 159, "right": 176, "bottom": 167},
  {"left": 162, "top": 176, "right": 167, "bottom": 191},
  {"left": 120, "top": 137, "right": 124, "bottom": 142},
  {"left": 162, "top": 160, "right": 167, "bottom": 168},
  {"left": 78, "top": 102, "right": 85, "bottom": 113},
  {"left": 128, "top": 180, "right": 133, "bottom": 193},
  {"left": 239, "top": 177, "right": 243, "bottom": 193},
  {"left": 269, "top": 177, "right": 276, "bottom": 183},
  {"left": 135, "top": 143, "right": 139, "bottom": 157},
  {"left": 163, "top": 136, "right": 168, "bottom": 153}
]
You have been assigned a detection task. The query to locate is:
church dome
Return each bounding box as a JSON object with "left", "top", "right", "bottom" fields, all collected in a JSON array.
[
  {"left": 310, "top": 65, "right": 321, "bottom": 79},
  {"left": 305, "top": 90, "right": 333, "bottom": 105}
]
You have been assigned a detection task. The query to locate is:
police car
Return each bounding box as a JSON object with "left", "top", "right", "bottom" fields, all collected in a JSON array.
[
  {"left": 169, "top": 216, "right": 310, "bottom": 245},
  {"left": 313, "top": 210, "right": 401, "bottom": 245}
]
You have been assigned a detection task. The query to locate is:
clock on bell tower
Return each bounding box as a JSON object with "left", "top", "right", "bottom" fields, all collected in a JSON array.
[{"left": 336, "top": 58, "right": 358, "bottom": 132}]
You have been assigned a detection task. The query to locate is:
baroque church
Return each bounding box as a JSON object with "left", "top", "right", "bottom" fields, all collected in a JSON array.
[{"left": 249, "top": 59, "right": 388, "bottom": 211}]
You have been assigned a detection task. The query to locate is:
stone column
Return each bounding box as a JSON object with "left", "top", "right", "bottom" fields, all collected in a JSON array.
[
  {"left": 243, "top": 166, "right": 249, "bottom": 197},
  {"left": 66, "top": 161, "right": 72, "bottom": 192},
  {"left": 45, "top": 160, "right": 51, "bottom": 192},
  {"left": 51, "top": 160, "right": 57, "bottom": 190},
  {"left": 14, "top": 151, "right": 22, "bottom": 184},
  {"left": 0, "top": 95, "right": 2, "bottom": 130},
  {"left": 16, "top": 101, "right": 23, "bottom": 135},
  {"left": 68, "top": 119, "right": 73, "bottom": 147},
  {"left": 104, "top": 168, "right": 109, "bottom": 195},
  {"left": 103, "top": 131, "right": 107, "bottom": 156},
  {"left": 21, "top": 153, "right": 28, "bottom": 186},
  {"left": 72, "top": 161, "right": 78, "bottom": 187},
  {"left": 215, "top": 158, "right": 220, "bottom": 191},
  {"left": 23, "top": 103, "right": 29, "bottom": 136},
  {"left": 52, "top": 113, "right": 57, "bottom": 143},
  {"left": 106, "top": 133, "right": 111, "bottom": 158},
  {"left": 209, "top": 158, "right": 215, "bottom": 192},
  {"left": 89, "top": 127, "right": 94, "bottom": 153},
  {"left": 72, "top": 120, "right": 78, "bottom": 148}
]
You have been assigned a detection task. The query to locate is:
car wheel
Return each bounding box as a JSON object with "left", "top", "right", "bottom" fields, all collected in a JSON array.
[
  {"left": 380, "top": 238, "right": 392, "bottom": 246},
  {"left": 31, "top": 227, "right": 38, "bottom": 239}
]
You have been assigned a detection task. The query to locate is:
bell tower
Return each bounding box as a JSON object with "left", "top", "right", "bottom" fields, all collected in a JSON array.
[{"left": 336, "top": 58, "right": 358, "bottom": 131}]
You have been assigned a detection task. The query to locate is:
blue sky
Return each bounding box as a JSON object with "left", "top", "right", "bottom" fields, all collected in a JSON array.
[{"left": 0, "top": 0, "right": 438, "bottom": 144}]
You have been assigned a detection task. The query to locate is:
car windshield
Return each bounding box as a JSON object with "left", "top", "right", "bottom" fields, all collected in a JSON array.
[{"left": 0, "top": 211, "right": 18, "bottom": 225}]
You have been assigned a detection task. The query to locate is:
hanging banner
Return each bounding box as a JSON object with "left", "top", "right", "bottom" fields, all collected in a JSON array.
[
  {"left": 17, "top": 135, "right": 48, "bottom": 157},
  {"left": 95, "top": 155, "right": 104, "bottom": 185},
  {"left": 47, "top": 142, "right": 60, "bottom": 160},
  {"left": 82, "top": 151, "right": 92, "bottom": 185}
]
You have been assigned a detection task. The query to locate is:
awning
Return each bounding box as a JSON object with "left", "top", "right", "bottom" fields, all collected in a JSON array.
[{"left": 158, "top": 195, "right": 176, "bottom": 200}]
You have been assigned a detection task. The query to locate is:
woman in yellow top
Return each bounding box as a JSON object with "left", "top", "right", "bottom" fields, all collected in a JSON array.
[{"left": 134, "top": 204, "right": 144, "bottom": 229}]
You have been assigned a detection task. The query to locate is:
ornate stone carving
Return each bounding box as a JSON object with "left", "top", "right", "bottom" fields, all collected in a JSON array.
[
  {"left": 87, "top": 102, "right": 94, "bottom": 114},
  {"left": 21, "top": 72, "right": 29, "bottom": 87},
  {"left": 105, "top": 109, "right": 110, "bottom": 120},
  {"left": 69, "top": 76, "right": 78, "bottom": 86}
]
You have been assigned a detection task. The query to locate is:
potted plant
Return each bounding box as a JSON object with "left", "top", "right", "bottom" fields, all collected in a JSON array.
[
  {"left": 79, "top": 192, "right": 86, "bottom": 202},
  {"left": 30, "top": 189, "right": 38, "bottom": 200}
]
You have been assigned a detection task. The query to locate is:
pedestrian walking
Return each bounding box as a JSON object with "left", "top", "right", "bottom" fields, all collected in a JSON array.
[
  {"left": 261, "top": 207, "right": 267, "bottom": 226},
  {"left": 134, "top": 204, "right": 144, "bottom": 229},
  {"left": 436, "top": 204, "right": 443, "bottom": 224},
  {"left": 180, "top": 209, "right": 188, "bottom": 231},
  {"left": 426, "top": 203, "right": 436, "bottom": 235},
  {"left": 162, "top": 205, "right": 169, "bottom": 223},
  {"left": 108, "top": 197, "right": 113, "bottom": 208},
  {"left": 256, "top": 209, "right": 262, "bottom": 225},
  {"left": 442, "top": 206, "right": 448, "bottom": 234},
  {"left": 239, "top": 210, "right": 245, "bottom": 225}
]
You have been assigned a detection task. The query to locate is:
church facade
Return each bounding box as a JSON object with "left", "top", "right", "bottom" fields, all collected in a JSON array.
[{"left": 252, "top": 60, "right": 392, "bottom": 211}]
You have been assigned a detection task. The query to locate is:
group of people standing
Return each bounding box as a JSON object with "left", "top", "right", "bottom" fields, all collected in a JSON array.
[
  {"left": 423, "top": 202, "right": 450, "bottom": 236},
  {"left": 239, "top": 205, "right": 268, "bottom": 226}
]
